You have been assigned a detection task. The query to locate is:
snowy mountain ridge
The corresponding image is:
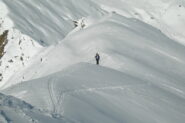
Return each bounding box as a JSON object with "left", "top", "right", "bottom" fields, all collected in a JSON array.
[
  {"left": 1, "top": 0, "right": 185, "bottom": 86},
  {"left": 3, "top": 63, "right": 185, "bottom": 123},
  {"left": 93, "top": 0, "right": 185, "bottom": 44},
  {"left": 0, "top": 0, "right": 185, "bottom": 123}
]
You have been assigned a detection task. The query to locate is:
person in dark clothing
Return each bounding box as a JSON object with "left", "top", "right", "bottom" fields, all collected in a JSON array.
[{"left": 95, "top": 53, "right": 100, "bottom": 65}]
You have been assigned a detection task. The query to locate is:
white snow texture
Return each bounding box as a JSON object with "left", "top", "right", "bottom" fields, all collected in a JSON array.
[{"left": 0, "top": 0, "right": 185, "bottom": 123}]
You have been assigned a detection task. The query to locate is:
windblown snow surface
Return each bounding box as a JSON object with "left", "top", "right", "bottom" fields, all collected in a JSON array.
[
  {"left": 0, "top": 0, "right": 185, "bottom": 123},
  {"left": 0, "top": 93, "right": 69, "bottom": 123}
]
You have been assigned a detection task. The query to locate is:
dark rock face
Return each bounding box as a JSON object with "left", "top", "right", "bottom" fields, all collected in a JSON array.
[{"left": 0, "top": 30, "right": 8, "bottom": 59}]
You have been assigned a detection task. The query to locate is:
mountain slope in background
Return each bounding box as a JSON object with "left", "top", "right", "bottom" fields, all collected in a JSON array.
[
  {"left": 1, "top": 0, "right": 106, "bottom": 45},
  {"left": 93, "top": 0, "right": 185, "bottom": 44},
  {"left": 1, "top": 0, "right": 185, "bottom": 45}
]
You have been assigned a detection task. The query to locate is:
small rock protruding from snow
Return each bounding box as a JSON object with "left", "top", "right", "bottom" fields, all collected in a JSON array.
[{"left": 73, "top": 18, "right": 86, "bottom": 29}]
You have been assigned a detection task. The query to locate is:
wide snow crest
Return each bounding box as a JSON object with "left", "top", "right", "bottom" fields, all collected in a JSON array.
[{"left": 2, "top": 63, "right": 185, "bottom": 123}]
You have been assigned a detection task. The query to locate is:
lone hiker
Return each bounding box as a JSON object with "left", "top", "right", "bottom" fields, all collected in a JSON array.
[{"left": 95, "top": 53, "right": 100, "bottom": 65}]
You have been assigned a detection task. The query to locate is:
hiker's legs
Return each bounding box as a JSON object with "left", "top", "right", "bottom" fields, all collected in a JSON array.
[{"left": 96, "top": 59, "right": 99, "bottom": 65}]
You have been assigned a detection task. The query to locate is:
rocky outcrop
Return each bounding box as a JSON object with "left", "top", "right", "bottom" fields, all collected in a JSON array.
[{"left": 0, "top": 30, "right": 8, "bottom": 59}]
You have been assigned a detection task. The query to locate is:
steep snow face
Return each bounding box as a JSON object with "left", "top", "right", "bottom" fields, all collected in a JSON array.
[
  {"left": 0, "top": 93, "right": 69, "bottom": 123},
  {"left": 0, "top": 0, "right": 43, "bottom": 87},
  {"left": 1, "top": 0, "right": 185, "bottom": 45},
  {"left": 0, "top": 29, "right": 42, "bottom": 87},
  {"left": 0, "top": 0, "right": 13, "bottom": 34},
  {"left": 1, "top": 0, "right": 106, "bottom": 45},
  {"left": 3, "top": 63, "right": 185, "bottom": 123},
  {"left": 93, "top": 0, "right": 185, "bottom": 45}
]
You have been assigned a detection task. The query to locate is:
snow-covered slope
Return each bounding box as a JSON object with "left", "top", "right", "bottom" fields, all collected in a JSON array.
[
  {"left": 0, "top": 29, "right": 42, "bottom": 87},
  {"left": 94, "top": 0, "right": 185, "bottom": 45},
  {"left": 0, "top": 0, "right": 105, "bottom": 85},
  {"left": 0, "top": 1, "right": 43, "bottom": 86},
  {"left": 3, "top": 63, "right": 185, "bottom": 123},
  {"left": 5, "top": 13, "right": 185, "bottom": 92},
  {"left": 0, "top": 1, "right": 13, "bottom": 34},
  {"left": 1, "top": 0, "right": 185, "bottom": 45},
  {"left": 1, "top": 0, "right": 185, "bottom": 86},
  {"left": 0, "top": 0, "right": 185, "bottom": 123},
  {"left": 1, "top": 0, "right": 105, "bottom": 45},
  {"left": 0, "top": 93, "right": 70, "bottom": 123}
]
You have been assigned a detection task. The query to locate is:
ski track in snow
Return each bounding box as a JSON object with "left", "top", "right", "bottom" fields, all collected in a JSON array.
[
  {"left": 48, "top": 79, "right": 57, "bottom": 114},
  {"left": 51, "top": 83, "right": 147, "bottom": 114},
  {"left": 60, "top": 84, "right": 145, "bottom": 95},
  {"left": 48, "top": 78, "right": 65, "bottom": 115},
  {"left": 47, "top": 73, "right": 147, "bottom": 115},
  {"left": 2, "top": 62, "right": 185, "bottom": 123}
]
